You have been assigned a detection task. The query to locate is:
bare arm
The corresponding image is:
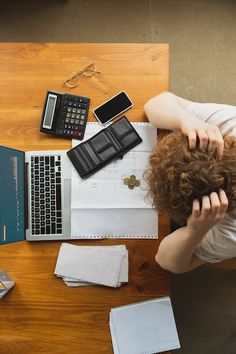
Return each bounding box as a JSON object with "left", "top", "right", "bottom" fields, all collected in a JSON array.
[
  {"left": 156, "top": 190, "right": 228, "bottom": 273},
  {"left": 144, "top": 91, "right": 191, "bottom": 130},
  {"left": 144, "top": 92, "right": 224, "bottom": 159}
]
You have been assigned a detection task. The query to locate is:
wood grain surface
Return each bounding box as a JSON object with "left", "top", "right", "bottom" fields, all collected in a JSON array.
[{"left": 0, "top": 43, "right": 171, "bottom": 354}]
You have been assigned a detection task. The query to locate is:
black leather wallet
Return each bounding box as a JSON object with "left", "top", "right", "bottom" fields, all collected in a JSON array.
[{"left": 67, "top": 116, "right": 142, "bottom": 178}]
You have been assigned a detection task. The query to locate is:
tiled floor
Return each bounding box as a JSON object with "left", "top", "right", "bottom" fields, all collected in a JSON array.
[{"left": 1, "top": 1, "right": 236, "bottom": 353}]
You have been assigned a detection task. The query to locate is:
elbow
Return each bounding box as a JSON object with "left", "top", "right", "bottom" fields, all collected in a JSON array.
[
  {"left": 155, "top": 253, "right": 189, "bottom": 274},
  {"left": 144, "top": 92, "right": 173, "bottom": 108},
  {"left": 144, "top": 92, "right": 174, "bottom": 122}
]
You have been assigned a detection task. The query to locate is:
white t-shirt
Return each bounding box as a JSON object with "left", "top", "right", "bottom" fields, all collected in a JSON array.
[{"left": 186, "top": 101, "right": 236, "bottom": 263}]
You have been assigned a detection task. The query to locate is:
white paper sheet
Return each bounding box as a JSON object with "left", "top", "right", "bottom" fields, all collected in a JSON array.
[
  {"left": 71, "top": 151, "right": 151, "bottom": 209},
  {"left": 70, "top": 122, "right": 158, "bottom": 238},
  {"left": 109, "top": 297, "right": 181, "bottom": 354},
  {"left": 71, "top": 208, "right": 157, "bottom": 238}
]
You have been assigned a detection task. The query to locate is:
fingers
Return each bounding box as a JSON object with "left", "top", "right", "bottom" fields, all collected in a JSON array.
[
  {"left": 207, "top": 128, "right": 224, "bottom": 160},
  {"left": 209, "top": 192, "right": 221, "bottom": 217},
  {"left": 192, "top": 190, "right": 228, "bottom": 220},
  {"left": 192, "top": 199, "right": 200, "bottom": 217},
  {"left": 197, "top": 128, "right": 209, "bottom": 151},
  {"left": 215, "top": 132, "right": 224, "bottom": 160},
  {"left": 201, "top": 195, "right": 211, "bottom": 218},
  {"left": 188, "top": 125, "right": 224, "bottom": 160},
  {"left": 218, "top": 189, "right": 228, "bottom": 216},
  {"left": 188, "top": 131, "right": 197, "bottom": 150}
]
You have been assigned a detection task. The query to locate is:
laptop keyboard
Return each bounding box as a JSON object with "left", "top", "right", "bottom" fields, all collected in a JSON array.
[{"left": 30, "top": 155, "right": 62, "bottom": 235}]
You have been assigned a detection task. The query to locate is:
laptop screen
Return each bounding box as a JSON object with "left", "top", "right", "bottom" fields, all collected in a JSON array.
[{"left": 0, "top": 146, "right": 25, "bottom": 244}]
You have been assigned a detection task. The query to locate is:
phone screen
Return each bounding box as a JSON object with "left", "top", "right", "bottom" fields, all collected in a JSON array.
[{"left": 93, "top": 91, "right": 133, "bottom": 124}]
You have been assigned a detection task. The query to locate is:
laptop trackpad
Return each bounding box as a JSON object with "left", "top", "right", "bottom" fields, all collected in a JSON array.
[{"left": 64, "top": 179, "right": 71, "bottom": 209}]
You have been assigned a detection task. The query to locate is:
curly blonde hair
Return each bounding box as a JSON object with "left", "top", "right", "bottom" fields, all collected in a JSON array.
[{"left": 145, "top": 131, "right": 236, "bottom": 224}]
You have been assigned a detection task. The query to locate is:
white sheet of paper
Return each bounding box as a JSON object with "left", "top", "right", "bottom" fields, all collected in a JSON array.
[
  {"left": 109, "top": 315, "right": 120, "bottom": 354},
  {"left": 71, "top": 151, "right": 151, "bottom": 209},
  {"left": 55, "top": 243, "right": 127, "bottom": 287},
  {"left": 70, "top": 122, "right": 158, "bottom": 238},
  {"left": 71, "top": 208, "right": 157, "bottom": 238},
  {"left": 110, "top": 297, "right": 181, "bottom": 354}
]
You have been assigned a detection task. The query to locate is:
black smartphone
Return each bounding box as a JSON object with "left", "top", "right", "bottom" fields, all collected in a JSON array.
[{"left": 93, "top": 91, "right": 133, "bottom": 125}]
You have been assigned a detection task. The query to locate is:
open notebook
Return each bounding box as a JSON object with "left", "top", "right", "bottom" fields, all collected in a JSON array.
[
  {"left": 70, "top": 122, "right": 158, "bottom": 239},
  {"left": 109, "top": 297, "right": 180, "bottom": 354}
]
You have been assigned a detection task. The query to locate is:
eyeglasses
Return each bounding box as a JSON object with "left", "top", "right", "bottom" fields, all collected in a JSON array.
[{"left": 63, "top": 61, "right": 101, "bottom": 89}]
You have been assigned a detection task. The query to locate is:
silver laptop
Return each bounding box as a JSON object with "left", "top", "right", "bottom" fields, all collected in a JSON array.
[{"left": 0, "top": 146, "right": 72, "bottom": 243}]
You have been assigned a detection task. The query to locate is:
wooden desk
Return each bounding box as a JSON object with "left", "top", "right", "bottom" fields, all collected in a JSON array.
[{"left": 0, "top": 43, "right": 170, "bottom": 354}]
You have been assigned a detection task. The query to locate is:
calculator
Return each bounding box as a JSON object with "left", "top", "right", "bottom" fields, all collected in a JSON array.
[{"left": 40, "top": 90, "right": 90, "bottom": 140}]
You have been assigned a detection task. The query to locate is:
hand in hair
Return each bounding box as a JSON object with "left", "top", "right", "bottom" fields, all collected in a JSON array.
[
  {"left": 144, "top": 92, "right": 224, "bottom": 160},
  {"left": 187, "top": 189, "right": 228, "bottom": 236},
  {"left": 180, "top": 116, "right": 224, "bottom": 160}
]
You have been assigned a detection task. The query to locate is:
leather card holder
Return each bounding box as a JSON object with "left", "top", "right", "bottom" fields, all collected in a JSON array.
[{"left": 67, "top": 116, "right": 142, "bottom": 178}]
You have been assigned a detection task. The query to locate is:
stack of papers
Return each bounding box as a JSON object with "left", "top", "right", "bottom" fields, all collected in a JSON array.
[
  {"left": 109, "top": 297, "right": 180, "bottom": 354},
  {"left": 54, "top": 243, "right": 128, "bottom": 287}
]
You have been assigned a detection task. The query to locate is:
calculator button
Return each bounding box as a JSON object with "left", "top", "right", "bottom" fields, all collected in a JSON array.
[
  {"left": 81, "top": 109, "right": 86, "bottom": 114},
  {"left": 75, "top": 119, "right": 79, "bottom": 124},
  {"left": 80, "top": 115, "right": 85, "bottom": 120},
  {"left": 79, "top": 120, "right": 85, "bottom": 126},
  {"left": 67, "top": 107, "right": 72, "bottom": 112},
  {"left": 66, "top": 113, "right": 71, "bottom": 118},
  {"left": 76, "top": 109, "right": 81, "bottom": 114},
  {"left": 65, "top": 118, "right": 70, "bottom": 123},
  {"left": 72, "top": 108, "right": 76, "bottom": 113},
  {"left": 71, "top": 114, "right": 75, "bottom": 118}
]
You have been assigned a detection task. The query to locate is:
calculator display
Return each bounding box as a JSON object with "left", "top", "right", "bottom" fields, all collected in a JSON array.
[{"left": 43, "top": 93, "right": 57, "bottom": 129}]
